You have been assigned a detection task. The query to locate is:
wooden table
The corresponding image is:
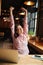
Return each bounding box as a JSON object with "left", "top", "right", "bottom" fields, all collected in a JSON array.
[
  {"left": 28, "top": 39, "right": 43, "bottom": 54},
  {"left": 0, "top": 55, "right": 43, "bottom": 65}
]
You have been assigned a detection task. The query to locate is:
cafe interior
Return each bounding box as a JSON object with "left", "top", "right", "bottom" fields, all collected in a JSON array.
[{"left": 0, "top": 0, "right": 43, "bottom": 64}]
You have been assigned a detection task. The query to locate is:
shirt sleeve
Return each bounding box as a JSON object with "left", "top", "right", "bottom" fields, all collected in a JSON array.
[
  {"left": 23, "top": 15, "right": 28, "bottom": 35},
  {"left": 10, "top": 12, "right": 15, "bottom": 34}
]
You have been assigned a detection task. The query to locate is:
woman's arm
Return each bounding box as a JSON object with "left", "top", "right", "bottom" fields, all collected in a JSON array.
[
  {"left": 9, "top": 7, "right": 15, "bottom": 34},
  {"left": 9, "top": 6, "right": 15, "bottom": 43},
  {"left": 21, "top": 7, "right": 28, "bottom": 35}
]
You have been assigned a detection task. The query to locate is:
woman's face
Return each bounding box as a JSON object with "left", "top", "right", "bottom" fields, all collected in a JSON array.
[{"left": 17, "top": 25, "right": 23, "bottom": 35}]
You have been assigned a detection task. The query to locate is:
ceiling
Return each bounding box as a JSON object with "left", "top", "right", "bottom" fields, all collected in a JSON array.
[
  {"left": 1, "top": 0, "right": 38, "bottom": 16},
  {"left": 2, "top": 0, "right": 37, "bottom": 10}
]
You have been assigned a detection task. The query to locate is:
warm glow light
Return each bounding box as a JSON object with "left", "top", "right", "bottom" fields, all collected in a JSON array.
[
  {"left": 3, "top": 17, "right": 5, "bottom": 19},
  {"left": 19, "top": 12, "right": 25, "bottom": 15},
  {"left": 15, "top": 17, "right": 19, "bottom": 20},
  {"left": 4, "top": 10, "right": 6, "bottom": 12},
  {"left": 24, "top": 1, "right": 35, "bottom": 6},
  {"left": 3, "top": 17, "right": 10, "bottom": 22},
  {"left": 3, "top": 17, "right": 6, "bottom": 22},
  {"left": 4, "top": 19, "right": 7, "bottom": 22}
]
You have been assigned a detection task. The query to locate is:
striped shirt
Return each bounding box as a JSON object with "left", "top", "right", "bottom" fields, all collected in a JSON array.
[{"left": 10, "top": 12, "right": 29, "bottom": 55}]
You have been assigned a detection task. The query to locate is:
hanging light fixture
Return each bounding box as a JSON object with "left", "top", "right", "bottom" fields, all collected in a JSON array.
[
  {"left": 24, "top": 0, "right": 35, "bottom": 6},
  {"left": 19, "top": 12, "right": 25, "bottom": 15},
  {"left": 15, "top": 17, "right": 19, "bottom": 20}
]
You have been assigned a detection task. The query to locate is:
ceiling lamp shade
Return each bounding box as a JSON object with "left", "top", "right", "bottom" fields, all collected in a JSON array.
[{"left": 24, "top": 0, "right": 35, "bottom": 6}]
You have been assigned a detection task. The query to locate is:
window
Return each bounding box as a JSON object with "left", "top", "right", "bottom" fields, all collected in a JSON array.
[{"left": 28, "top": 1, "right": 38, "bottom": 36}]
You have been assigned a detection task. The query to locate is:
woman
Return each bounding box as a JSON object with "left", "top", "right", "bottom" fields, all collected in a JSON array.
[{"left": 9, "top": 6, "right": 29, "bottom": 55}]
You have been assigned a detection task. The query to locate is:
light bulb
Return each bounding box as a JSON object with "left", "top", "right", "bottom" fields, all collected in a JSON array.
[{"left": 24, "top": 1, "right": 35, "bottom": 6}]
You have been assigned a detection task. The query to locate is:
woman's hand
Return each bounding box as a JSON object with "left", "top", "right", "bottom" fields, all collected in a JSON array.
[
  {"left": 20, "top": 7, "right": 27, "bottom": 17},
  {"left": 21, "top": 7, "right": 27, "bottom": 13},
  {"left": 10, "top": 6, "right": 14, "bottom": 11}
]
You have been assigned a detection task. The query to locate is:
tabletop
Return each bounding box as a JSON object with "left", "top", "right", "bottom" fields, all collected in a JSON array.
[
  {"left": 28, "top": 39, "right": 43, "bottom": 54},
  {"left": 0, "top": 55, "right": 43, "bottom": 65}
]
